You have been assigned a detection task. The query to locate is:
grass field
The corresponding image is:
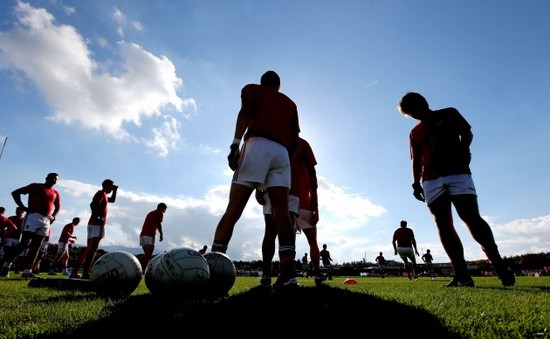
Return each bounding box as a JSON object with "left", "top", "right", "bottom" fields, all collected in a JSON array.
[{"left": 0, "top": 275, "right": 548, "bottom": 338}]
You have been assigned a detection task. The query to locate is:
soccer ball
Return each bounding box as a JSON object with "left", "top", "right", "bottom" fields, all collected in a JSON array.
[
  {"left": 144, "top": 253, "right": 163, "bottom": 294},
  {"left": 152, "top": 247, "right": 210, "bottom": 298},
  {"left": 203, "top": 251, "right": 236, "bottom": 297},
  {"left": 89, "top": 251, "right": 143, "bottom": 297}
]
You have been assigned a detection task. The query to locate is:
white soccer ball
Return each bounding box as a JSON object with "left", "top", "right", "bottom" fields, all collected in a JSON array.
[
  {"left": 203, "top": 251, "right": 236, "bottom": 297},
  {"left": 90, "top": 251, "right": 143, "bottom": 297},
  {"left": 144, "top": 253, "right": 163, "bottom": 294},
  {"left": 152, "top": 247, "right": 210, "bottom": 297}
]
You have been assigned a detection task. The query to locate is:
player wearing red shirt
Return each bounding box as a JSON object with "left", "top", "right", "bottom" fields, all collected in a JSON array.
[
  {"left": 0, "top": 173, "right": 61, "bottom": 279},
  {"left": 392, "top": 220, "right": 419, "bottom": 280},
  {"left": 212, "top": 70, "right": 300, "bottom": 290},
  {"left": 257, "top": 137, "right": 322, "bottom": 286},
  {"left": 398, "top": 91, "right": 514, "bottom": 287},
  {"left": 49, "top": 217, "right": 80, "bottom": 275},
  {"left": 0, "top": 207, "right": 17, "bottom": 257},
  {"left": 70, "top": 179, "right": 118, "bottom": 279},
  {"left": 139, "top": 203, "right": 166, "bottom": 270}
]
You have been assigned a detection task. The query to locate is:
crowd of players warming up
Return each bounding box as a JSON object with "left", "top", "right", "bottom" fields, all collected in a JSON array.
[{"left": 0, "top": 72, "right": 514, "bottom": 290}]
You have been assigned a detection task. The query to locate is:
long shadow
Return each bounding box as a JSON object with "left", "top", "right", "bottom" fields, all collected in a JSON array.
[{"left": 40, "top": 285, "right": 464, "bottom": 338}]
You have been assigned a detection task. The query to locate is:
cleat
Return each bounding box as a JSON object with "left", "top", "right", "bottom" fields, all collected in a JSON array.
[
  {"left": 314, "top": 275, "right": 324, "bottom": 286},
  {"left": 272, "top": 278, "right": 299, "bottom": 292},
  {"left": 48, "top": 270, "right": 57, "bottom": 276},
  {"left": 21, "top": 272, "right": 43, "bottom": 279},
  {"left": 259, "top": 275, "right": 272, "bottom": 287},
  {"left": 69, "top": 273, "right": 81, "bottom": 279},
  {"left": 443, "top": 276, "right": 474, "bottom": 288},
  {"left": 62, "top": 270, "right": 70, "bottom": 276},
  {"left": 497, "top": 267, "right": 515, "bottom": 287}
]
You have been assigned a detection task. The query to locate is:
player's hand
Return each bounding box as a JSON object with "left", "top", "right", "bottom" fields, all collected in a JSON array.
[
  {"left": 159, "top": 234, "right": 163, "bottom": 242},
  {"left": 227, "top": 144, "right": 240, "bottom": 171},
  {"left": 461, "top": 147, "right": 472, "bottom": 166},
  {"left": 412, "top": 182, "right": 425, "bottom": 202},
  {"left": 255, "top": 189, "right": 266, "bottom": 205},
  {"left": 311, "top": 209, "right": 319, "bottom": 226}
]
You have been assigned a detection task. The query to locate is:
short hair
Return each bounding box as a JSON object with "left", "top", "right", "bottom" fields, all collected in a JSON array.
[
  {"left": 46, "top": 173, "right": 59, "bottom": 180},
  {"left": 260, "top": 70, "right": 280, "bottom": 88},
  {"left": 400, "top": 220, "right": 407, "bottom": 227},
  {"left": 397, "top": 92, "right": 429, "bottom": 116},
  {"left": 157, "top": 202, "right": 167, "bottom": 209},
  {"left": 0, "top": 207, "right": 5, "bottom": 214},
  {"left": 73, "top": 217, "right": 80, "bottom": 223},
  {"left": 102, "top": 179, "right": 114, "bottom": 187}
]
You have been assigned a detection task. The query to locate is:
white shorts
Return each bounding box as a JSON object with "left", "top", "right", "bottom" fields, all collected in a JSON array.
[
  {"left": 56, "top": 242, "right": 69, "bottom": 254},
  {"left": 262, "top": 193, "right": 300, "bottom": 215},
  {"left": 422, "top": 174, "right": 477, "bottom": 205},
  {"left": 23, "top": 213, "right": 51, "bottom": 237},
  {"left": 87, "top": 224, "right": 105, "bottom": 239},
  {"left": 295, "top": 209, "right": 315, "bottom": 231},
  {"left": 397, "top": 247, "right": 415, "bottom": 262},
  {"left": 233, "top": 137, "right": 291, "bottom": 189},
  {"left": 140, "top": 236, "right": 154, "bottom": 246}
]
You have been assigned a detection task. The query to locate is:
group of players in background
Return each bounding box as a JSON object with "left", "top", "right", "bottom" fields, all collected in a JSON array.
[{"left": 0, "top": 72, "right": 515, "bottom": 289}]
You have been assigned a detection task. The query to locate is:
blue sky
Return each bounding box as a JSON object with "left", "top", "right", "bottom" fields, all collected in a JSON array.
[{"left": 0, "top": 0, "right": 548, "bottom": 265}]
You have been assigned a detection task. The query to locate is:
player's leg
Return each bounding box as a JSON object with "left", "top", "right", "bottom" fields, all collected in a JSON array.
[
  {"left": 260, "top": 214, "right": 277, "bottom": 286},
  {"left": 428, "top": 194, "right": 472, "bottom": 286},
  {"left": 269, "top": 186, "right": 296, "bottom": 287},
  {"left": 212, "top": 183, "right": 254, "bottom": 253},
  {"left": 452, "top": 194, "right": 514, "bottom": 286}
]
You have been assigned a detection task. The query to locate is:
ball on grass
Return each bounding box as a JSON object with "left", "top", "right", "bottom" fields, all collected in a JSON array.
[
  {"left": 152, "top": 247, "right": 209, "bottom": 298},
  {"left": 90, "top": 251, "right": 142, "bottom": 297},
  {"left": 144, "top": 253, "right": 163, "bottom": 294},
  {"left": 203, "top": 251, "right": 236, "bottom": 297}
]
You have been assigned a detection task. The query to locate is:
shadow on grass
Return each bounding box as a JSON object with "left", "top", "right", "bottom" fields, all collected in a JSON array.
[{"left": 40, "top": 285, "right": 464, "bottom": 338}]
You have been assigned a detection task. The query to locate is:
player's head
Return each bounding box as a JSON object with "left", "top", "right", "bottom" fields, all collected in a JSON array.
[
  {"left": 427, "top": 249, "right": 431, "bottom": 253},
  {"left": 261, "top": 70, "right": 280, "bottom": 90},
  {"left": 157, "top": 202, "right": 167, "bottom": 211},
  {"left": 72, "top": 217, "right": 81, "bottom": 225},
  {"left": 400, "top": 220, "right": 407, "bottom": 228},
  {"left": 397, "top": 92, "right": 429, "bottom": 117},
  {"left": 45, "top": 173, "right": 59, "bottom": 186}
]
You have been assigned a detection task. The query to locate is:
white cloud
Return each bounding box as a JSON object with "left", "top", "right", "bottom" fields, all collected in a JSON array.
[{"left": 0, "top": 2, "right": 193, "bottom": 156}]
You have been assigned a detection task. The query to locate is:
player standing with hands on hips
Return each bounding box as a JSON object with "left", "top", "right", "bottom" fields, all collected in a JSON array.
[
  {"left": 397, "top": 92, "right": 514, "bottom": 287},
  {"left": 211, "top": 70, "right": 300, "bottom": 290},
  {"left": 0, "top": 173, "right": 61, "bottom": 279}
]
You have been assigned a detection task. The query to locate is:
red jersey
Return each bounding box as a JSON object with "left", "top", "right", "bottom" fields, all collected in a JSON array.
[
  {"left": 241, "top": 84, "right": 300, "bottom": 155},
  {"left": 290, "top": 138, "right": 317, "bottom": 209},
  {"left": 0, "top": 215, "right": 17, "bottom": 237},
  {"left": 139, "top": 209, "right": 164, "bottom": 237},
  {"left": 6, "top": 214, "right": 24, "bottom": 240},
  {"left": 18, "top": 183, "right": 60, "bottom": 216},
  {"left": 58, "top": 222, "right": 75, "bottom": 243},
  {"left": 393, "top": 227, "right": 416, "bottom": 248},
  {"left": 88, "top": 190, "right": 109, "bottom": 226},
  {"left": 409, "top": 108, "right": 472, "bottom": 181}
]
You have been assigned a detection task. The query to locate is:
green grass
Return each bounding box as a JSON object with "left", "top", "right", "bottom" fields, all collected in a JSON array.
[{"left": 0, "top": 275, "right": 548, "bottom": 338}]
